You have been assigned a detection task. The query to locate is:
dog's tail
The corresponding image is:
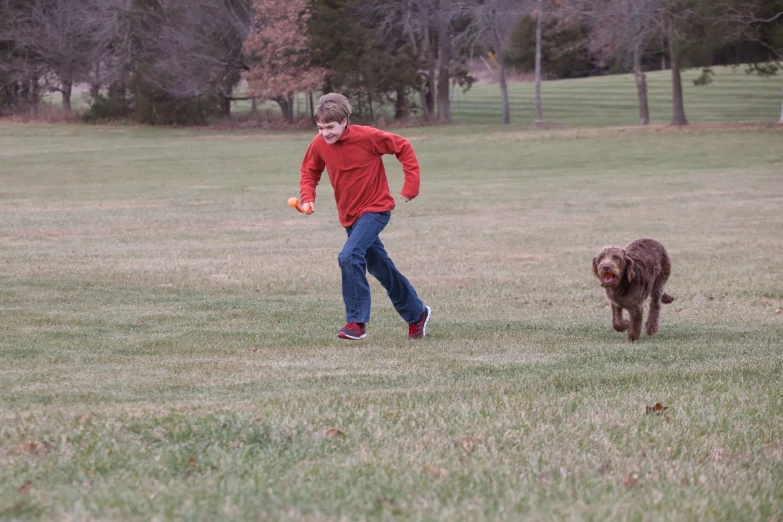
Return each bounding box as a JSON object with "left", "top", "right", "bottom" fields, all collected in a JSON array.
[{"left": 661, "top": 293, "right": 674, "bottom": 304}]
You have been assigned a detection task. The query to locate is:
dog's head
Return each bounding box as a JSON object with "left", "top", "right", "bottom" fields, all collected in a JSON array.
[{"left": 592, "top": 245, "right": 635, "bottom": 288}]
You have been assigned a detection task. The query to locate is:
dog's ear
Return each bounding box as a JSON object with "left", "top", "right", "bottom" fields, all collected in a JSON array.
[
  {"left": 592, "top": 248, "right": 607, "bottom": 279},
  {"left": 624, "top": 254, "right": 636, "bottom": 282}
]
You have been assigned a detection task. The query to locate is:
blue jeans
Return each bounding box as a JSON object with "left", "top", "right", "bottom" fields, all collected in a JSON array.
[{"left": 338, "top": 211, "right": 425, "bottom": 324}]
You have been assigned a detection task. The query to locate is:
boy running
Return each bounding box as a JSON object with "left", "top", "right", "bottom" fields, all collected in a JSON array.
[{"left": 299, "top": 93, "right": 431, "bottom": 340}]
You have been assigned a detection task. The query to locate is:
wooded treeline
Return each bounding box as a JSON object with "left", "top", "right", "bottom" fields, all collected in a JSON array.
[{"left": 1, "top": 0, "right": 781, "bottom": 125}]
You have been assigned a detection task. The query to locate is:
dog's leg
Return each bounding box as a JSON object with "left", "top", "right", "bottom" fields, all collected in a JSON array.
[
  {"left": 646, "top": 279, "right": 665, "bottom": 335},
  {"left": 611, "top": 304, "right": 629, "bottom": 332},
  {"left": 628, "top": 306, "right": 643, "bottom": 341}
]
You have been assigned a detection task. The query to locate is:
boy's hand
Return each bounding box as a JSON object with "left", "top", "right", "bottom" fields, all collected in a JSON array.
[
  {"left": 303, "top": 201, "right": 315, "bottom": 214},
  {"left": 401, "top": 195, "right": 416, "bottom": 202}
]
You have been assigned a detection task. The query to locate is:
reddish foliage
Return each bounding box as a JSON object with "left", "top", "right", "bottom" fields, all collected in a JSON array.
[{"left": 244, "top": 0, "right": 328, "bottom": 100}]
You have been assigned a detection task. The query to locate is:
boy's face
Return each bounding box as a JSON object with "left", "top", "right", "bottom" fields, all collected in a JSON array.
[{"left": 317, "top": 118, "right": 348, "bottom": 144}]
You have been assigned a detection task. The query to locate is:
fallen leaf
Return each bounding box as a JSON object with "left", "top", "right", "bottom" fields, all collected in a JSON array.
[
  {"left": 377, "top": 497, "right": 402, "bottom": 514},
  {"left": 460, "top": 437, "right": 474, "bottom": 453},
  {"left": 326, "top": 428, "right": 344, "bottom": 438},
  {"left": 18, "top": 440, "right": 38, "bottom": 453},
  {"left": 18, "top": 480, "right": 32, "bottom": 494},
  {"left": 622, "top": 471, "right": 639, "bottom": 488},
  {"left": 188, "top": 456, "right": 197, "bottom": 464},
  {"left": 424, "top": 464, "right": 448, "bottom": 478},
  {"left": 645, "top": 402, "right": 669, "bottom": 415},
  {"left": 712, "top": 448, "right": 724, "bottom": 462},
  {"left": 776, "top": 308, "right": 782, "bottom": 314}
]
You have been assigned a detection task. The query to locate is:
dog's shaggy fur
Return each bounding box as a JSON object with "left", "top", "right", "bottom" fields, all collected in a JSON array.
[{"left": 592, "top": 238, "right": 674, "bottom": 342}]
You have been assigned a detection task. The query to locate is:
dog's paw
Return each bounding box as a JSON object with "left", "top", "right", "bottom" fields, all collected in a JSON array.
[{"left": 612, "top": 320, "right": 629, "bottom": 332}]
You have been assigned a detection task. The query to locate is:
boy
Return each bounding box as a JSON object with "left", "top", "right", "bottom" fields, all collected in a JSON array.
[{"left": 299, "top": 93, "right": 431, "bottom": 340}]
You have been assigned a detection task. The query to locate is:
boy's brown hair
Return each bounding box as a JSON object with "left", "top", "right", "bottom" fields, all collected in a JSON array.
[{"left": 314, "top": 93, "right": 352, "bottom": 123}]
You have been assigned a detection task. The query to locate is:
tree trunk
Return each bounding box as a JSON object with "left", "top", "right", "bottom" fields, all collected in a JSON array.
[
  {"left": 499, "top": 59, "right": 510, "bottom": 124},
  {"left": 90, "top": 63, "right": 101, "bottom": 102},
  {"left": 251, "top": 96, "right": 257, "bottom": 115},
  {"left": 29, "top": 77, "right": 40, "bottom": 109},
  {"left": 276, "top": 95, "right": 294, "bottom": 123},
  {"left": 534, "top": 1, "right": 543, "bottom": 124},
  {"left": 61, "top": 78, "right": 72, "bottom": 112},
  {"left": 437, "top": 1, "right": 452, "bottom": 123},
  {"left": 108, "top": 79, "right": 126, "bottom": 116},
  {"left": 220, "top": 96, "right": 231, "bottom": 118},
  {"left": 669, "top": 36, "right": 688, "bottom": 126},
  {"left": 309, "top": 91, "right": 315, "bottom": 124},
  {"left": 422, "top": 25, "right": 436, "bottom": 121},
  {"left": 779, "top": 85, "right": 783, "bottom": 124},
  {"left": 395, "top": 86, "right": 408, "bottom": 121},
  {"left": 633, "top": 47, "right": 649, "bottom": 125}
]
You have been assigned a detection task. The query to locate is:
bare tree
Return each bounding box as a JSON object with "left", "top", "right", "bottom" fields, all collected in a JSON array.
[
  {"left": 578, "top": 0, "right": 660, "bottom": 125},
  {"left": 0, "top": 0, "right": 125, "bottom": 111},
  {"left": 534, "top": 0, "right": 545, "bottom": 123},
  {"left": 130, "top": 0, "right": 252, "bottom": 116},
  {"left": 718, "top": 0, "right": 783, "bottom": 123},
  {"left": 463, "top": 0, "right": 528, "bottom": 124},
  {"left": 571, "top": 0, "right": 707, "bottom": 126},
  {"left": 351, "top": 0, "right": 434, "bottom": 120}
]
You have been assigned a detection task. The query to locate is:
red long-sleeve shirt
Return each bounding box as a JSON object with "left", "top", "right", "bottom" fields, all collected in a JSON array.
[{"left": 299, "top": 124, "right": 421, "bottom": 227}]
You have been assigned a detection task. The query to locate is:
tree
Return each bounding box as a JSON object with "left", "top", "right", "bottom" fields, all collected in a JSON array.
[
  {"left": 0, "top": 0, "right": 124, "bottom": 112},
  {"left": 129, "top": 0, "right": 252, "bottom": 121},
  {"left": 351, "top": 0, "right": 475, "bottom": 122},
  {"left": 578, "top": 0, "right": 660, "bottom": 125},
  {"left": 719, "top": 0, "right": 783, "bottom": 123},
  {"left": 244, "top": 0, "right": 327, "bottom": 123},
  {"left": 465, "top": 0, "right": 528, "bottom": 124},
  {"left": 310, "top": 0, "right": 421, "bottom": 123},
  {"left": 571, "top": 0, "right": 714, "bottom": 126}
]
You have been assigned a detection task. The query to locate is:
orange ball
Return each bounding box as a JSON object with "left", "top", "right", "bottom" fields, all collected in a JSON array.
[{"left": 287, "top": 197, "right": 298, "bottom": 207}]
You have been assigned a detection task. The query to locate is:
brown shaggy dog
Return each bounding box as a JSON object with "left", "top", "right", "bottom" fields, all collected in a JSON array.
[{"left": 592, "top": 238, "right": 674, "bottom": 342}]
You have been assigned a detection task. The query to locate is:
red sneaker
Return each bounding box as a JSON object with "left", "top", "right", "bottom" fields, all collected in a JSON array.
[
  {"left": 408, "top": 306, "right": 431, "bottom": 339},
  {"left": 337, "top": 322, "right": 366, "bottom": 340}
]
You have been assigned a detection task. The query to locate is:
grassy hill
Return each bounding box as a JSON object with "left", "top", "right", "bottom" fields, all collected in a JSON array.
[{"left": 450, "top": 66, "right": 782, "bottom": 126}]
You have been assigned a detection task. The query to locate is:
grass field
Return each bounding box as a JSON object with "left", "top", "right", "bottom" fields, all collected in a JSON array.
[
  {"left": 1, "top": 120, "right": 782, "bottom": 520},
  {"left": 450, "top": 66, "right": 783, "bottom": 126}
]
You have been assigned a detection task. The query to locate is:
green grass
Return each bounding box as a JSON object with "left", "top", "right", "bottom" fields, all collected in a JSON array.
[
  {"left": 450, "top": 66, "right": 783, "bottom": 126},
  {"left": 1, "top": 121, "right": 782, "bottom": 521}
]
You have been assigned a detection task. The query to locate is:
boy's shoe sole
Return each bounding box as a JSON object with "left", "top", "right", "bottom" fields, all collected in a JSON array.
[{"left": 337, "top": 331, "right": 366, "bottom": 340}]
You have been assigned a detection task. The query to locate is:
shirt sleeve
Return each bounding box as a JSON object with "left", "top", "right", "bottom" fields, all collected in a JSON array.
[
  {"left": 369, "top": 129, "right": 421, "bottom": 200},
  {"left": 299, "top": 140, "right": 324, "bottom": 203}
]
